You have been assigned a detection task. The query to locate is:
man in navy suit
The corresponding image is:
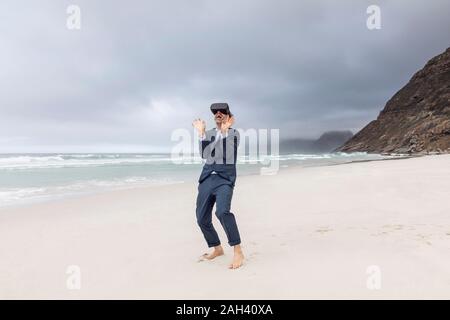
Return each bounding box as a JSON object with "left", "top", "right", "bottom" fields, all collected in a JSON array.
[{"left": 192, "top": 103, "right": 244, "bottom": 269}]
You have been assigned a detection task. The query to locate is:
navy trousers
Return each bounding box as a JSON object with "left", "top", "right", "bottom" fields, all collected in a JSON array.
[{"left": 196, "top": 174, "right": 241, "bottom": 247}]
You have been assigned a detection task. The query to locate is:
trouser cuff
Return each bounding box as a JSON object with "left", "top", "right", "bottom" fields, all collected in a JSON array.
[
  {"left": 208, "top": 241, "right": 221, "bottom": 248},
  {"left": 228, "top": 239, "right": 241, "bottom": 246}
]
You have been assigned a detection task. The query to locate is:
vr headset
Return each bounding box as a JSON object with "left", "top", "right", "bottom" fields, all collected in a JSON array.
[{"left": 210, "top": 103, "right": 230, "bottom": 115}]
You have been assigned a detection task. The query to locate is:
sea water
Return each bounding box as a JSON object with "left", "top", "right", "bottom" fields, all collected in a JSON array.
[{"left": 0, "top": 152, "right": 395, "bottom": 207}]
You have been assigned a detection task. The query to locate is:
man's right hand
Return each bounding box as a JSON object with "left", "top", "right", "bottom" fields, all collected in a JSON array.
[{"left": 192, "top": 118, "right": 206, "bottom": 137}]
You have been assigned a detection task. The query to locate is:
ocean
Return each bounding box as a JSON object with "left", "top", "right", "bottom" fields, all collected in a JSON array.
[{"left": 0, "top": 152, "right": 395, "bottom": 207}]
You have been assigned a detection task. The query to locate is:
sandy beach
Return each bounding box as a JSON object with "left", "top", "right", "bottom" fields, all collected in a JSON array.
[{"left": 0, "top": 154, "right": 449, "bottom": 299}]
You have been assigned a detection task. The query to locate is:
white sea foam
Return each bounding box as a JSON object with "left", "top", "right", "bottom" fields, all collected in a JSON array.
[
  {"left": 0, "top": 176, "right": 184, "bottom": 207},
  {"left": 0, "top": 154, "right": 174, "bottom": 170},
  {"left": 0, "top": 187, "right": 49, "bottom": 207}
]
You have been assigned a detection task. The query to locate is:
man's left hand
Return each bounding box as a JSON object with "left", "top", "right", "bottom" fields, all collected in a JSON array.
[{"left": 220, "top": 115, "right": 235, "bottom": 135}]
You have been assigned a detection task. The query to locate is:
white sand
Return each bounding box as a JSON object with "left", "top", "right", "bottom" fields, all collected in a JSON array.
[{"left": 0, "top": 154, "right": 449, "bottom": 299}]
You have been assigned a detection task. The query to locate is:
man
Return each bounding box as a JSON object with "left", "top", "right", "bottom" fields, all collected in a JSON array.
[{"left": 192, "top": 103, "right": 244, "bottom": 269}]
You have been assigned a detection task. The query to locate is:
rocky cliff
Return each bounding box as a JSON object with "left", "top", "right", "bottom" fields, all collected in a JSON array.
[{"left": 337, "top": 47, "right": 450, "bottom": 154}]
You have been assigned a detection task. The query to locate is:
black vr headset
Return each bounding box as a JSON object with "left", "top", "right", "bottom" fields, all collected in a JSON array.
[{"left": 210, "top": 103, "right": 231, "bottom": 115}]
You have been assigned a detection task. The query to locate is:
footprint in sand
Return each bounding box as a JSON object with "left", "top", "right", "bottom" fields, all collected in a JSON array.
[
  {"left": 371, "top": 231, "right": 390, "bottom": 236},
  {"left": 370, "top": 224, "right": 406, "bottom": 236},
  {"left": 382, "top": 224, "right": 404, "bottom": 231},
  {"left": 315, "top": 227, "right": 333, "bottom": 234},
  {"left": 416, "top": 234, "right": 433, "bottom": 246},
  {"left": 372, "top": 224, "right": 408, "bottom": 236},
  {"left": 247, "top": 252, "right": 260, "bottom": 261}
]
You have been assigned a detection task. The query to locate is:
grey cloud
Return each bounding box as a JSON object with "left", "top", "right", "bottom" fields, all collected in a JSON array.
[{"left": 0, "top": 0, "right": 449, "bottom": 151}]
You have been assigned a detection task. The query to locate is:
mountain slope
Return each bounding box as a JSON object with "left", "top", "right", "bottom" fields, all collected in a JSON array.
[{"left": 338, "top": 47, "right": 450, "bottom": 154}]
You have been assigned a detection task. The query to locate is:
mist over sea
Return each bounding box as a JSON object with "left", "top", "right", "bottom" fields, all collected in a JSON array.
[{"left": 0, "top": 152, "right": 394, "bottom": 207}]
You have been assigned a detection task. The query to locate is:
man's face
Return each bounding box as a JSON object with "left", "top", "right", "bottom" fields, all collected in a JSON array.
[{"left": 214, "top": 111, "right": 228, "bottom": 126}]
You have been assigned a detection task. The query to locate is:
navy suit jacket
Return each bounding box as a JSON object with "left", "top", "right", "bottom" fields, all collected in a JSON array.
[{"left": 198, "top": 128, "right": 240, "bottom": 186}]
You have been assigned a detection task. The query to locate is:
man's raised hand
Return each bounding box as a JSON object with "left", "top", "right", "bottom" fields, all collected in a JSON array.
[
  {"left": 221, "top": 115, "right": 235, "bottom": 134},
  {"left": 192, "top": 118, "right": 206, "bottom": 137}
]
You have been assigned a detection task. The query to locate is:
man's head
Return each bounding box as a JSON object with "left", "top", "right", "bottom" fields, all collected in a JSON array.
[{"left": 211, "top": 103, "right": 232, "bottom": 127}]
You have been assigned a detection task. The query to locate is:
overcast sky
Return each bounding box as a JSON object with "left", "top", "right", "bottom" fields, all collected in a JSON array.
[{"left": 0, "top": 0, "right": 449, "bottom": 152}]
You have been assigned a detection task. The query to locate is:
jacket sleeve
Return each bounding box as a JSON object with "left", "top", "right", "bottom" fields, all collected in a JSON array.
[
  {"left": 235, "top": 129, "right": 240, "bottom": 148},
  {"left": 233, "top": 129, "right": 240, "bottom": 163},
  {"left": 199, "top": 130, "right": 216, "bottom": 159},
  {"left": 222, "top": 128, "right": 240, "bottom": 164}
]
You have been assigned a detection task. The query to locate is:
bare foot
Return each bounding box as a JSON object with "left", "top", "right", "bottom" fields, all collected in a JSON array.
[
  {"left": 199, "top": 245, "right": 224, "bottom": 261},
  {"left": 229, "top": 245, "right": 244, "bottom": 269}
]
